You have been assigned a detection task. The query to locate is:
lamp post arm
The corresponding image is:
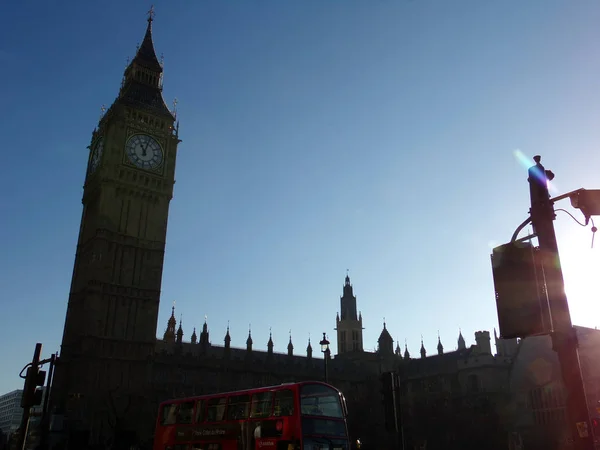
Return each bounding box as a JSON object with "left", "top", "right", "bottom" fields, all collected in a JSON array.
[
  {"left": 551, "top": 188, "right": 586, "bottom": 204},
  {"left": 511, "top": 217, "right": 532, "bottom": 243}
]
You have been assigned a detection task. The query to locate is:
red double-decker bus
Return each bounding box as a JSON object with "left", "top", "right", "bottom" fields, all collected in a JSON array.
[{"left": 152, "top": 381, "right": 350, "bottom": 450}]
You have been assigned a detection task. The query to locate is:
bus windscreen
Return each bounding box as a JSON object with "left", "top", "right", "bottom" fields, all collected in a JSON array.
[{"left": 300, "top": 384, "right": 344, "bottom": 419}]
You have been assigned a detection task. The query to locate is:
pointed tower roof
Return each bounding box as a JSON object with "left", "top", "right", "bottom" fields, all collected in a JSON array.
[
  {"left": 168, "top": 305, "right": 176, "bottom": 328},
  {"left": 191, "top": 327, "right": 197, "bottom": 344},
  {"left": 224, "top": 322, "right": 231, "bottom": 346},
  {"left": 268, "top": 329, "right": 274, "bottom": 347},
  {"left": 288, "top": 330, "right": 294, "bottom": 356},
  {"left": 163, "top": 304, "right": 177, "bottom": 343},
  {"left": 458, "top": 329, "right": 466, "bottom": 350},
  {"left": 395, "top": 340, "right": 401, "bottom": 356},
  {"left": 134, "top": 7, "right": 163, "bottom": 72},
  {"left": 176, "top": 318, "right": 183, "bottom": 344},
  {"left": 420, "top": 335, "right": 426, "bottom": 358},
  {"left": 403, "top": 340, "right": 410, "bottom": 359},
  {"left": 246, "top": 325, "right": 253, "bottom": 345},
  {"left": 307, "top": 336, "right": 312, "bottom": 352},
  {"left": 377, "top": 320, "right": 393, "bottom": 344},
  {"left": 267, "top": 328, "right": 274, "bottom": 356},
  {"left": 117, "top": 7, "right": 174, "bottom": 119},
  {"left": 437, "top": 332, "right": 444, "bottom": 355},
  {"left": 199, "top": 315, "right": 210, "bottom": 347}
]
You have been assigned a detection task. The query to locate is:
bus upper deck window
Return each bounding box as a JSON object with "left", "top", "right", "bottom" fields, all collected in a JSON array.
[
  {"left": 161, "top": 403, "right": 178, "bottom": 425},
  {"left": 250, "top": 391, "right": 273, "bottom": 418},
  {"left": 273, "top": 390, "right": 294, "bottom": 417},
  {"left": 195, "top": 399, "right": 206, "bottom": 423},
  {"left": 227, "top": 394, "right": 250, "bottom": 420},
  {"left": 177, "top": 401, "right": 194, "bottom": 424},
  {"left": 206, "top": 397, "right": 227, "bottom": 422}
]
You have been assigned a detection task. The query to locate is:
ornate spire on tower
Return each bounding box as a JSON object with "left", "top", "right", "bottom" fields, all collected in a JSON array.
[
  {"left": 116, "top": 5, "right": 174, "bottom": 119},
  {"left": 437, "top": 331, "right": 444, "bottom": 355},
  {"left": 199, "top": 315, "right": 210, "bottom": 350},
  {"left": 224, "top": 321, "right": 231, "bottom": 348},
  {"left": 267, "top": 328, "right": 274, "bottom": 355},
  {"left": 420, "top": 335, "right": 427, "bottom": 359},
  {"left": 191, "top": 327, "right": 197, "bottom": 344},
  {"left": 458, "top": 329, "right": 466, "bottom": 350},
  {"left": 287, "top": 330, "right": 294, "bottom": 356},
  {"left": 403, "top": 339, "right": 410, "bottom": 360},
  {"left": 246, "top": 325, "right": 253, "bottom": 352},
  {"left": 163, "top": 304, "right": 177, "bottom": 343},
  {"left": 176, "top": 318, "right": 183, "bottom": 344},
  {"left": 307, "top": 334, "right": 313, "bottom": 359}
]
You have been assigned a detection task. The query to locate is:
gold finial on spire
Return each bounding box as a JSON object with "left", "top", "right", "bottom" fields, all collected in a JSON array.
[{"left": 147, "top": 5, "right": 155, "bottom": 22}]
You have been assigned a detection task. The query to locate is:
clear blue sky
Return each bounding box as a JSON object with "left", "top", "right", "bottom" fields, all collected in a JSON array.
[{"left": 1, "top": 0, "right": 600, "bottom": 394}]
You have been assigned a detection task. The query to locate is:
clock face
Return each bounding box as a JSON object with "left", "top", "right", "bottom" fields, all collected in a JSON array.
[
  {"left": 126, "top": 134, "right": 164, "bottom": 170},
  {"left": 89, "top": 138, "right": 104, "bottom": 173}
]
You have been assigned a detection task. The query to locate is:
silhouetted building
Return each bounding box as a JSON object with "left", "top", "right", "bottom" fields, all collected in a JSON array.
[{"left": 48, "top": 10, "right": 522, "bottom": 450}]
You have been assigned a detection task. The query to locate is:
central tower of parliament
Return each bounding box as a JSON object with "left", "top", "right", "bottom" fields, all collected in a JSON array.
[{"left": 50, "top": 11, "right": 518, "bottom": 450}]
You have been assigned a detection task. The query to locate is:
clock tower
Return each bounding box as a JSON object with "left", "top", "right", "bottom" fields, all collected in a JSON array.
[{"left": 52, "top": 10, "right": 180, "bottom": 444}]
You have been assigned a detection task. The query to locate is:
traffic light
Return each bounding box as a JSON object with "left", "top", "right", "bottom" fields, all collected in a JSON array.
[
  {"left": 380, "top": 372, "right": 401, "bottom": 433},
  {"left": 21, "top": 366, "right": 46, "bottom": 408},
  {"left": 491, "top": 241, "right": 549, "bottom": 339}
]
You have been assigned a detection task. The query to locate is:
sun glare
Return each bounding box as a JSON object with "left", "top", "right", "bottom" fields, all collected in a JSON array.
[{"left": 560, "top": 227, "right": 600, "bottom": 328}]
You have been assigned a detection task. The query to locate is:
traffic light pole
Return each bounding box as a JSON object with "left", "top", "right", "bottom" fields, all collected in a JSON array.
[
  {"left": 17, "top": 343, "right": 42, "bottom": 450},
  {"left": 39, "top": 353, "right": 57, "bottom": 450},
  {"left": 528, "top": 156, "right": 594, "bottom": 450}
]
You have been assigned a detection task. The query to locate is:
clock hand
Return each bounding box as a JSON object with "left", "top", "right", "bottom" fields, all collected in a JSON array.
[{"left": 141, "top": 140, "right": 151, "bottom": 157}]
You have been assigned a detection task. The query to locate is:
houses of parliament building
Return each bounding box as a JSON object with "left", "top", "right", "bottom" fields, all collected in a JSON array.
[{"left": 49, "top": 11, "right": 527, "bottom": 450}]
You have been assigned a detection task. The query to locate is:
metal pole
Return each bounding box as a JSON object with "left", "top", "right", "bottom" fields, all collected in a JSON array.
[
  {"left": 528, "top": 156, "right": 594, "bottom": 450},
  {"left": 40, "top": 353, "right": 56, "bottom": 450},
  {"left": 17, "top": 343, "right": 42, "bottom": 450},
  {"left": 324, "top": 348, "right": 329, "bottom": 383}
]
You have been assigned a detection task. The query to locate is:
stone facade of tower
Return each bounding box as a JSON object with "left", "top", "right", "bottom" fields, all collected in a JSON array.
[
  {"left": 335, "top": 274, "right": 364, "bottom": 355},
  {"left": 50, "top": 12, "right": 180, "bottom": 447}
]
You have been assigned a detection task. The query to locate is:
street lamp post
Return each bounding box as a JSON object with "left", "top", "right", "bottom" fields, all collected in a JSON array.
[{"left": 319, "top": 333, "right": 330, "bottom": 383}]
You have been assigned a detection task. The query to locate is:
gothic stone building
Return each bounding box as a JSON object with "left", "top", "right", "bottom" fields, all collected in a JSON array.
[{"left": 49, "top": 12, "right": 520, "bottom": 450}]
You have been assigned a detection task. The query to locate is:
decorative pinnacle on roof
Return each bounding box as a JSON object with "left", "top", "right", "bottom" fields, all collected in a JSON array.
[
  {"left": 225, "top": 320, "right": 231, "bottom": 343},
  {"left": 246, "top": 325, "right": 253, "bottom": 345},
  {"left": 167, "top": 305, "right": 176, "bottom": 328}
]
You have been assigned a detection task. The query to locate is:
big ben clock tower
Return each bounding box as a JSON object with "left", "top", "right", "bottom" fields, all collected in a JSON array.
[{"left": 52, "top": 9, "right": 180, "bottom": 445}]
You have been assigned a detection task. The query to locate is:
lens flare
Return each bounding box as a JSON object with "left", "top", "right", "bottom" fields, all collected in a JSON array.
[{"left": 513, "top": 149, "right": 559, "bottom": 195}]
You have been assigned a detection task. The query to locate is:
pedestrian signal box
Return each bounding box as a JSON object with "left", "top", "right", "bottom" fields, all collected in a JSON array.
[{"left": 491, "top": 241, "right": 549, "bottom": 339}]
